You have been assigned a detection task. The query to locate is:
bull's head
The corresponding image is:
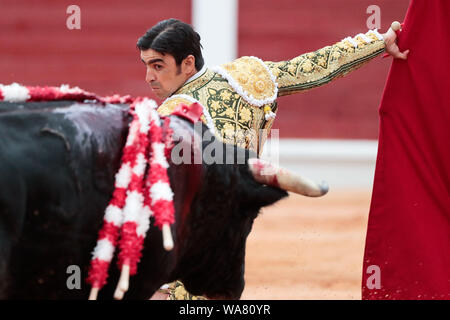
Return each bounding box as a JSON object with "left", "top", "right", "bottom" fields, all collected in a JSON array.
[{"left": 163, "top": 116, "right": 328, "bottom": 299}]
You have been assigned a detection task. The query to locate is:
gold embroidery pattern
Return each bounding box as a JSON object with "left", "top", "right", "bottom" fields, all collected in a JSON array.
[
  {"left": 157, "top": 96, "right": 208, "bottom": 125},
  {"left": 175, "top": 69, "right": 216, "bottom": 96},
  {"left": 220, "top": 56, "right": 277, "bottom": 103},
  {"left": 174, "top": 71, "right": 273, "bottom": 154},
  {"left": 205, "top": 87, "right": 273, "bottom": 151},
  {"left": 266, "top": 31, "right": 386, "bottom": 96},
  {"left": 166, "top": 281, "right": 207, "bottom": 300}
]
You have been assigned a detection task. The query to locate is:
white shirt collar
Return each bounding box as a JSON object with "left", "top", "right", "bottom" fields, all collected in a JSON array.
[{"left": 184, "top": 65, "right": 207, "bottom": 85}]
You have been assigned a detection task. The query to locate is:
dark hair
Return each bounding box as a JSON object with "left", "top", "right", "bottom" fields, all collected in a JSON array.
[{"left": 137, "top": 18, "right": 204, "bottom": 71}]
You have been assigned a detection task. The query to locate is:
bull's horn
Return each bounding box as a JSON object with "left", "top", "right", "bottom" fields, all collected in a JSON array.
[
  {"left": 114, "top": 263, "right": 130, "bottom": 300},
  {"left": 247, "top": 158, "right": 329, "bottom": 197}
]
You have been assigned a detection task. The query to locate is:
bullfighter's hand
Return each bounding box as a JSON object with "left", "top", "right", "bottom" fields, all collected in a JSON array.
[{"left": 382, "top": 21, "right": 409, "bottom": 60}]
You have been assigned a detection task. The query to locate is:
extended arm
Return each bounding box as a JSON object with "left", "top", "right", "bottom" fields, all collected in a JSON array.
[{"left": 266, "top": 25, "right": 407, "bottom": 97}]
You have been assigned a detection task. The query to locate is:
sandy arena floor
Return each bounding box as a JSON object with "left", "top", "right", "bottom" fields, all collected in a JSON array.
[{"left": 241, "top": 189, "right": 372, "bottom": 300}]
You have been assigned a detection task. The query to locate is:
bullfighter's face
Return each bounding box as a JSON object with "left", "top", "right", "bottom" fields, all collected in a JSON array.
[{"left": 140, "top": 49, "right": 196, "bottom": 99}]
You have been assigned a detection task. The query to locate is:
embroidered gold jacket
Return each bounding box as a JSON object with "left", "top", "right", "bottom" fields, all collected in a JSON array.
[{"left": 157, "top": 30, "right": 385, "bottom": 155}]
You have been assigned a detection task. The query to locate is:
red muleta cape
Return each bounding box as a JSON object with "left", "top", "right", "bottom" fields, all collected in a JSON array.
[{"left": 362, "top": 0, "right": 450, "bottom": 300}]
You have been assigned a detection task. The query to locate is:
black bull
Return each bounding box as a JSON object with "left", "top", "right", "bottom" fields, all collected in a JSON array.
[{"left": 0, "top": 100, "right": 287, "bottom": 299}]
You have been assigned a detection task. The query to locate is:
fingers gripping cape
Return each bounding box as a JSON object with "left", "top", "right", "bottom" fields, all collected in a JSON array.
[{"left": 362, "top": 0, "right": 450, "bottom": 300}]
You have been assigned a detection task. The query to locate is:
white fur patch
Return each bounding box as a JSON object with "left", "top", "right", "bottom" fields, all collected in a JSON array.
[
  {"left": 92, "top": 239, "right": 115, "bottom": 261},
  {"left": 152, "top": 143, "right": 169, "bottom": 168},
  {"left": 125, "top": 121, "right": 140, "bottom": 146},
  {"left": 104, "top": 205, "right": 123, "bottom": 226},
  {"left": 150, "top": 181, "right": 174, "bottom": 203},
  {"left": 0, "top": 83, "right": 30, "bottom": 102},
  {"left": 59, "top": 84, "right": 83, "bottom": 94},
  {"left": 150, "top": 108, "right": 161, "bottom": 127},
  {"left": 115, "top": 164, "right": 132, "bottom": 188},
  {"left": 132, "top": 153, "right": 147, "bottom": 176},
  {"left": 122, "top": 191, "right": 144, "bottom": 223},
  {"left": 136, "top": 206, "right": 152, "bottom": 237},
  {"left": 135, "top": 100, "right": 155, "bottom": 133}
]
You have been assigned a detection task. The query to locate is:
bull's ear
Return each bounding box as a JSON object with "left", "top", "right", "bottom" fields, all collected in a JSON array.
[
  {"left": 248, "top": 184, "right": 288, "bottom": 208},
  {"left": 240, "top": 167, "right": 288, "bottom": 210}
]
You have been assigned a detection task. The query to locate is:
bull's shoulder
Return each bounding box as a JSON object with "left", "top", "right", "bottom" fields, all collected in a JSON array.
[
  {"left": 0, "top": 101, "right": 130, "bottom": 208},
  {"left": 0, "top": 102, "right": 130, "bottom": 159},
  {"left": 0, "top": 100, "right": 75, "bottom": 114},
  {"left": 0, "top": 100, "right": 129, "bottom": 116}
]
